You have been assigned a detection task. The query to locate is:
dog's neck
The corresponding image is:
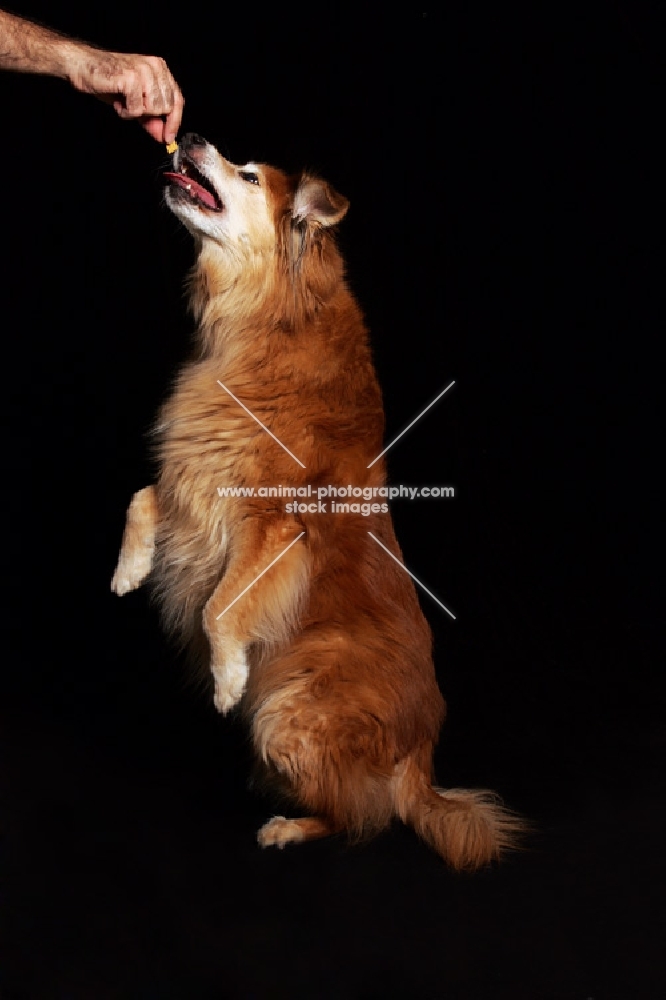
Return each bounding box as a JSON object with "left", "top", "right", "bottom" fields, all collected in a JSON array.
[{"left": 186, "top": 230, "right": 347, "bottom": 359}]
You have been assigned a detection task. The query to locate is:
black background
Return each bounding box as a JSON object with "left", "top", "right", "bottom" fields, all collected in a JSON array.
[{"left": 0, "top": 4, "right": 663, "bottom": 998}]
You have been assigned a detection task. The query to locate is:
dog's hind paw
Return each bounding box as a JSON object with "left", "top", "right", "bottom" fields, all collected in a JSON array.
[{"left": 257, "top": 816, "right": 306, "bottom": 849}]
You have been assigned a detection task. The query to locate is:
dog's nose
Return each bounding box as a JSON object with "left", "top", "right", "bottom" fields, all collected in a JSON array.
[{"left": 181, "top": 133, "right": 208, "bottom": 149}]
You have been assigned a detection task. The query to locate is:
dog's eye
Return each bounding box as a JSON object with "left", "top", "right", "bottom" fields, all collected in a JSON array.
[{"left": 240, "top": 170, "right": 260, "bottom": 185}]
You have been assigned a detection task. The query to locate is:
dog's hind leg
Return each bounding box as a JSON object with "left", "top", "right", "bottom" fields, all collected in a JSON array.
[
  {"left": 203, "top": 519, "right": 309, "bottom": 715},
  {"left": 111, "top": 486, "right": 158, "bottom": 596},
  {"left": 257, "top": 816, "right": 336, "bottom": 849}
]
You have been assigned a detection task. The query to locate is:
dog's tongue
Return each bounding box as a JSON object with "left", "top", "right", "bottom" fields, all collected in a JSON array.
[{"left": 164, "top": 172, "right": 218, "bottom": 210}]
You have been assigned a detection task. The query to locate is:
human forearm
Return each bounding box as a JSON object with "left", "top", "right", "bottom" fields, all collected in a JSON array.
[{"left": 0, "top": 8, "right": 78, "bottom": 78}]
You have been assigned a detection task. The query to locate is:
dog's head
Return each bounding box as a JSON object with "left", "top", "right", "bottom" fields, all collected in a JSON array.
[
  {"left": 164, "top": 133, "right": 348, "bottom": 254},
  {"left": 163, "top": 134, "right": 350, "bottom": 330}
]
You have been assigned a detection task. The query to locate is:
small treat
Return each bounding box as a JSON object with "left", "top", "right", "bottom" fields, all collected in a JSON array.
[{"left": 166, "top": 140, "right": 178, "bottom": 155}]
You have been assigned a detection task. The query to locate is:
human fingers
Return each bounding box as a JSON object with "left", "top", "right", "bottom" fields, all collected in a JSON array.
[
  {"left": 114, "top": 66, "right": 146, "bottom": 118},
  {"left": 136, "top": 56, "right": 173, "bottom": 117},
  {"left": 164, "top": 85, "right": 184, "bottom": 144}
]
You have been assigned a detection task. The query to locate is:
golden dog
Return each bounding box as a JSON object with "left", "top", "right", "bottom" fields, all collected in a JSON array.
[{"left": 112, "top": 133, "right": 522, "bottom": 867}]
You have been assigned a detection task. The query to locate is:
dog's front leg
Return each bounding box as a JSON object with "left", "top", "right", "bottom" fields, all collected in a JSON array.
[
  {"left": 111, "top": 486, "right": 158, "bottom": 595},
  {"left": 203, "top": 519, "right": 308, "bottom": 715}
]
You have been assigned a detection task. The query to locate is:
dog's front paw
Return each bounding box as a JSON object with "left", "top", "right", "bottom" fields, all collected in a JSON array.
[
  {"left": 111, "top": 545, "right": 153, "bottom": 596},
  {"left": 211, "top": 652, "right": 249, "bottom": 715}
]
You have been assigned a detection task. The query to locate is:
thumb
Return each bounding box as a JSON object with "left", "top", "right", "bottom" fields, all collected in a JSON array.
[{"left": 141, "top": 116, "right": 166, "bottom": 142}]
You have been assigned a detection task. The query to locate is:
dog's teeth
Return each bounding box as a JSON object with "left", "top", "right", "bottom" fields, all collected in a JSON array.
[
  {"left": 186, "top": 184, "right": 192, "bottom": 191},
  {"left": 180, "top": 166, "right": 187, "bottom": 174}
]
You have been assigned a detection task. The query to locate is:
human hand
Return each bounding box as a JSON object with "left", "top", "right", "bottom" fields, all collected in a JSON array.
[{"left": 66, "top": 46, "right": 184, "bottom": 143}]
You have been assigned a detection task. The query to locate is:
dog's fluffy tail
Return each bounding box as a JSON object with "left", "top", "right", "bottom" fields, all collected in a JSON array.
[{"left": 393, "top": 755, "right": 525, "bottom": 871}]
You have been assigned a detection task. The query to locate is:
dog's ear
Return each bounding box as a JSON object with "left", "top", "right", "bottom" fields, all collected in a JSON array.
[{"left": 292, "top": 175, "right": 349, "bottom": 227}]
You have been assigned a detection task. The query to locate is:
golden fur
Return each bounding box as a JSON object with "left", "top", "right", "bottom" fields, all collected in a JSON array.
[{"left": 112, "top": 133, "right": 523, "bottom": 868}]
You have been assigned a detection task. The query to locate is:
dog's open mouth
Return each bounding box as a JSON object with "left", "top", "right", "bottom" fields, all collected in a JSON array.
[{"left": 164, "top": 157, "right": 223, "bottom": 212}]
